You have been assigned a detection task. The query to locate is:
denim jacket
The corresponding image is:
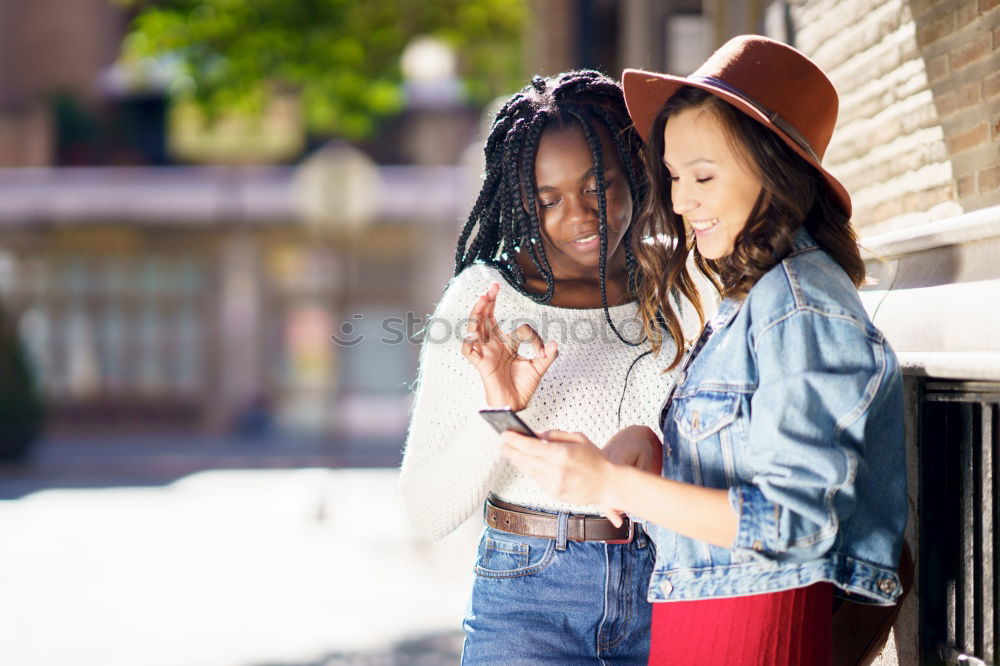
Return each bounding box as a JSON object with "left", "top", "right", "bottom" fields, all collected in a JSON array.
[{"left": 649, "top": 228, "right": 907, "bottom": 605}]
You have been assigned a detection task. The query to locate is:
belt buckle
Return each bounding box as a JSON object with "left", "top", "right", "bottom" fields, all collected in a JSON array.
[{"left": 603, "top": 516, "right": 634, "bottom": 544}]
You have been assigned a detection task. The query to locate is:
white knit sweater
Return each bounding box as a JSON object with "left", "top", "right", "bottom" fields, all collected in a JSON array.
[{"left": 399, "top": 263, "right": 701, "bottom": 540}]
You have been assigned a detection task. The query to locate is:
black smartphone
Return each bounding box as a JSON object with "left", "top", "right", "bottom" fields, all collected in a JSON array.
[{"left": 478, "top": 407, "right": 540, "bottom": 438}]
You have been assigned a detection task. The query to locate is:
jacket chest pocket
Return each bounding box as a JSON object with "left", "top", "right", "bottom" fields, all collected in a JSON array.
[
  {"left": 673, "top": 390, "right": 741, "bottom": 440},
  {"left": 671, "top": 390, "right": 743, "bottom": 488}
]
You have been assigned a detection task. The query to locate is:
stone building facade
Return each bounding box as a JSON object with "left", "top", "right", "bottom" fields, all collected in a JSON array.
[
  {"left": 792, "top": 2, "right": 1000, "bottom": 664},
  {"left": 796, "top": 0, "right": 998, "bottom": 232},
  {"left": 0, "top": 0, "right": 475, "bottom": 450}
]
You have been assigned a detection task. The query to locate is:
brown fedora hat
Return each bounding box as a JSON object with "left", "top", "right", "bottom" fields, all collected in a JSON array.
[{"left": 623, "top": 35, "right": 851, "bottom": 217}]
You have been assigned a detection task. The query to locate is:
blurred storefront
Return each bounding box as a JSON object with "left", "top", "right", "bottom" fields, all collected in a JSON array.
[
  {"left": 0, "top": 0, "right": 477, "bottom": 446},
  {"left": 0, "top": 164, "right": 469, "bottom": 440}
]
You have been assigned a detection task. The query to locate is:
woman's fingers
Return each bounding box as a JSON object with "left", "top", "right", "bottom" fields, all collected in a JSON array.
[
  {"left": 467, "top": 283, "right": 503, "bottom": 348},
  {"left": 532, "top": 340, "right": 559, "bottom": 373},
  {"left": 537, "top": 429, "right": 589, "bottom": 445},
  {"left": 462, "top": 291, "right": 485, "bottom": 357},
  {"left": 511, "top": 323, "right": 542, "bottom": 356},
  {"left": 501, "top": 430, "right": 593, "bottom": 462},
  {"left": 501, "top": 429, "right": 544, "bottom": 449},
  {"left": 600, "top": 506, "right": 625, "bottom": 528},
  {"left": 501, "top": 431, "right": 559, "bottom": 469},
  {"left": 460, "top": 331, "right": 482, "bottom": 363},
  {"left": 502, "top": 442, "right": 549, "bottom": 476},
  {"left": 466, "top": 294, "right": 487, "bottom": 343},
  {"left": 484, "top": 283, "right": 501, "bottom": 332},
  {"left": 510, "top": 322, "right": 541, "bottom": 355},
  {"left": 500, "top": 433, "right": 559, "bottom": 485},
  {"left": 502, "top": 430, "right": 608, "bottom": 506}
]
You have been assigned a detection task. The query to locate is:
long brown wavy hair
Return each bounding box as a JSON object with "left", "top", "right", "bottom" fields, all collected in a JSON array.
[{"left": 633, "top": 86, "right": 864, "bottom": 369}]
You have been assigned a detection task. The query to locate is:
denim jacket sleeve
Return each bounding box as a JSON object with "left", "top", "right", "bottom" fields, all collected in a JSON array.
[{"left": 727, "top": 307, "right": 892, "bottom": 563}]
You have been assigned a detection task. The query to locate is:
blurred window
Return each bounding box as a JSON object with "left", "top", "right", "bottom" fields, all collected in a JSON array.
[
  {"left": 101, "top": 258, "right": 128, "bottom": 294},
  {"left": 281, "top": 304, "right": 335, "bottom": 391},
  {"left": 0, "top": 251, "right": 15, "bottom": 294},
  {"left": 171, "top": 304, "right": 202, "bottom": 394},
  {"left": 19, "top": 307, "right": 52, "bottom": 391},
  {"left": 98, "top": 304, "right": 126, "bottom": 390},
  {"left": 338, "top": 308, "right": 412, "bottom": 394},
  {"left": 666, "top": 14, "right": 710, "bottom": 76},
  {"left": 65, "top": 306, "right": 99, "bottom": 398},
  {"left": 65, "top": 257, "right": 91, "bottom": 295},
  {"left": 8, "top": 249, "right": 210, "bottom": 402},
  {"left": 137, "top": 302, "right": 164, "bottom": 393}
]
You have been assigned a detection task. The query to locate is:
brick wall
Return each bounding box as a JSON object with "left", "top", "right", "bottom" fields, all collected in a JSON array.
[
  {"left": 0, "top": 106, "right": 52, "bottom": 167},
  {"left": 792, "top": 0, "right": 1000, "bottom": 233},
  {"left": 0, "top": 0, "right": 126, "bottom": 166},
  {"left": 0, "top": 0, "right": 124, "bottom": 105}
]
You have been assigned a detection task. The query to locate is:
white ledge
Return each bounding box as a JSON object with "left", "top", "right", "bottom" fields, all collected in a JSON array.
[
  {"left": 859, "top": 205, "right": 1000, "bottom": 258},
  {"left": 0, "top": 165, "right": 469, "bottom": 225},
  {"left": 859, "top": 279, "right": 1000, "bottom": 353},
  {"left": 896, "top": 352, "right": 1000, "bottom": 381}
]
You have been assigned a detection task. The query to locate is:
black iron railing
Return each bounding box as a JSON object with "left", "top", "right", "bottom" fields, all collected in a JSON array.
[{"left": 920, "top": 380, "right": 999, "bottom": 665}]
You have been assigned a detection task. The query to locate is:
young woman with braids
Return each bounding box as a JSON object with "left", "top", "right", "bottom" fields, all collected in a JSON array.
[
  {"left": 502, "top": 38, "right": 908, "bottom": 665},
  {"left": 399, "top": 70, "right": 700, "bottom": 664}
]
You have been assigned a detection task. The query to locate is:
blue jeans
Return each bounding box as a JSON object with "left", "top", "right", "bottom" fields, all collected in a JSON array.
[{"left": 462, "top": 516, "right": 654, "bottom": 665}]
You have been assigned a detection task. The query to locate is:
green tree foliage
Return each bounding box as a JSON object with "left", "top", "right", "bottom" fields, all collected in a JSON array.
[{"left": 119, "top": 0, "right": 526, "bottom": 139}]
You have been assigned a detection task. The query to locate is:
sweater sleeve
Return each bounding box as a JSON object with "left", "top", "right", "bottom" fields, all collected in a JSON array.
[{"left": 399, "top": 266, "right": 506, "bottom": 539}]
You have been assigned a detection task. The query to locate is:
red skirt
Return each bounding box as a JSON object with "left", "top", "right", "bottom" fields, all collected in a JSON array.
[{"left": 649, "top": 583, "right": 833, "bottom": 666}]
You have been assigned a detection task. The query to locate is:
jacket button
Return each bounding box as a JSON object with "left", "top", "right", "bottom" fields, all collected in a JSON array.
[
  {"left": 658, "top": 580, "right": 673, "bottom": 596},
  {"left": 878, "top": 578, "right": 897, "bottom": 594},
  {"left": 752, "top": 540, "right": 764, "bottom": 552}
]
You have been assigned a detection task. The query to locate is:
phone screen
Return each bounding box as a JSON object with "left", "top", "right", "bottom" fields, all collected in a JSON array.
[{"left": 478, "top": 408, "right": 540, "bottom": 438}]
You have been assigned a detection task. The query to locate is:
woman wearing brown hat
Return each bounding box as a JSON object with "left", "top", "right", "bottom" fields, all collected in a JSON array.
[{"left": 500, "top": 35, "right": 908, "bottom": 664}]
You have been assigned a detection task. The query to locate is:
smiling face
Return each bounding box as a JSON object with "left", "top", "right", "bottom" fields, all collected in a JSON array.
[
  {"left": 662, "top": 106, "right": 763, "bottom": 260},
  {"left": 530, "top": 123, "right": 632, "bottom": 279}
]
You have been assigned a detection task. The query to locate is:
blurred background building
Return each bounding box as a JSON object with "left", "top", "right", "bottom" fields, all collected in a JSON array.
[
  {"left": 0, "top": 0, "right": 484, "bottom": 450},
  {"left": 0, "top": 1, "right": 998, "bottom": 664},
  {"left": 0, "top": 0, "right": 839, "bottom": 451}
]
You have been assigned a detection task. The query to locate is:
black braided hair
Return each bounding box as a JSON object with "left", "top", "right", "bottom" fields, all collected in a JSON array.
[{"left": 455, "top": 69, "right": 648, "bottom": 345}]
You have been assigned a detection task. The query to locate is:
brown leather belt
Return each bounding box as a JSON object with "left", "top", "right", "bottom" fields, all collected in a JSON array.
[{"left": 485, "top": 494, "right": 634, "bottom": 543}]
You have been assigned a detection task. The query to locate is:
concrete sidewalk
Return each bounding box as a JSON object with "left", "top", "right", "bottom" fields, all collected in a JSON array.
[
  {"left": 0, "top": 467, "right": 480, "bottom": 666},
  {"left": 0, "top": 433, "right": 405, "bottom": 499}
]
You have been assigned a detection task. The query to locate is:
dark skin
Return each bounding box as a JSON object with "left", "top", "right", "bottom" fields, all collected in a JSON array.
[
  {"left": 460, "top": 120, "right": 659, "bottom": 483},
  {"left": 515, "top": 123, "right": 633, "bottom": 308},
  {"left": 461, "top": 122, "right": 637, "bottom": 410}
]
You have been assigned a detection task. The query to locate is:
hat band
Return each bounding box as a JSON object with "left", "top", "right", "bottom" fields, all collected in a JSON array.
[{"left": 689, "top": 75, "right": 821, "bottom": 163}]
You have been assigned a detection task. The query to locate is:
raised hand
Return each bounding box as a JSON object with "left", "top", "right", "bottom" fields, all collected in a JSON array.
[{"left": 460, "top": 283, "right": 559, "bottom": 412}]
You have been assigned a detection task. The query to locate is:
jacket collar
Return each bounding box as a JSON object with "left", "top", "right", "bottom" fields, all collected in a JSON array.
[
  {"left": 789, "top": 226, "right": 819, "bottom": 255},
  {"left": 709, "top": 227, "right": 817, "bottom": 330},
  {"left": 710, "top": 296, "right": 743, "bottom": 330}
]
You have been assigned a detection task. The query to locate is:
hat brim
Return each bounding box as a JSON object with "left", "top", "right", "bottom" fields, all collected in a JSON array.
[{"left": 622, "top": 68, "right": 852, "bottom": 218}]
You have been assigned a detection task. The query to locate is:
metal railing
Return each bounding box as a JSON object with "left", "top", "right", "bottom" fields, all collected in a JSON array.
[{"left": 921, "top": 380, "right": 999, "bottom": 665}]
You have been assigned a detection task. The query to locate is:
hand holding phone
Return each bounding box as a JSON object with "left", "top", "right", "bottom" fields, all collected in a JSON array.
[{"left": 479, "top": 407, "right": 540, "bottom": 438}]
